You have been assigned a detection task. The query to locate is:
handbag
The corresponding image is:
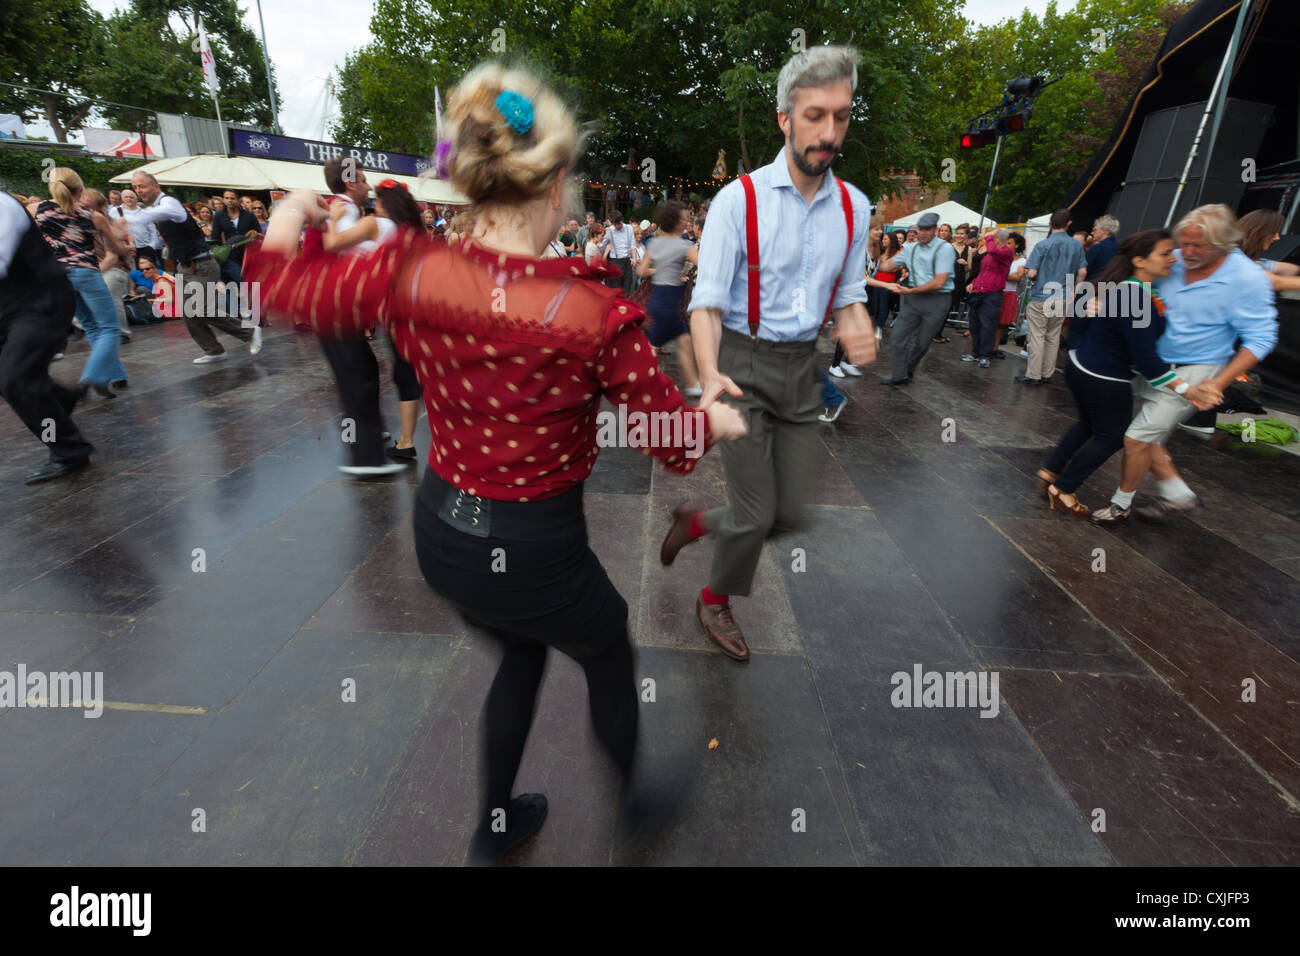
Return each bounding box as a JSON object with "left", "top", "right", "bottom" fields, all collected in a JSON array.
[{"left": 210, "top": 234, "right": 256, "bottom": 265}]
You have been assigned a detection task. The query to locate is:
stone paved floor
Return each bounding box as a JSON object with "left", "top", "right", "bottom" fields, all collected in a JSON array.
[{"left": 2, "top": 319, "right": 1297, "bottom": 865}]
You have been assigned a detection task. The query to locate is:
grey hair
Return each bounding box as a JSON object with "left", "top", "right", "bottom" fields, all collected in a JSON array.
[
  {"left": 1175, "top": 204, "right": 1242, "bottom": 252},
  {"left": 1094, "top": 214, "right": 1119, "bottom": 236},
  {"left": 994, "top": 227, "right": 1011, "bottom": 242},
  {"left": 776, "top": 45, "right": 858, "bottom": 115},
  {"left": 130, "top": 171, "right": 159, "bottom": 186}
]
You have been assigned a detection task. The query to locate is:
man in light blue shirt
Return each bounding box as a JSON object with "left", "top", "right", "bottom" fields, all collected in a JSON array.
[
  {"left": 881, "top": 211, "right": 956, "bottom": 384},
  {"left": 1118, "top": 204, "right": 1278, "bottom": 521},
  {"left": 663, "top": 45, "right": 876, "bottom": 660},
  {"left": 1019, "top": 207, "right": 1087, "bottom": 384}
]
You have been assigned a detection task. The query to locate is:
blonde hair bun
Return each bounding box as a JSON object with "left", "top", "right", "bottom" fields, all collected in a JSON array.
[{"left": 444, "top": 62, "right": 581, "bottom": 205}]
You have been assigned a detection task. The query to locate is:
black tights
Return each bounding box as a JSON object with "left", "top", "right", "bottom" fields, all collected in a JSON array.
[{"left": 478, "top": 624, "right": 636, "bottom": 818}]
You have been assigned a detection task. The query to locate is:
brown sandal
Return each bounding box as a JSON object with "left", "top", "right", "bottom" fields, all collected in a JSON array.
[
  {"left": 1036, "top": 469, "right": 1058, "bottom": 499},
  {"left": 1047, "top": 485, "right": 1090, "bottom": 518}
]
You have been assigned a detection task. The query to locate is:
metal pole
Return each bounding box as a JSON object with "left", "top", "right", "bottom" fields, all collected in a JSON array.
[
  {"left": 1165, "top": 0, "right": 1253, "bottom": 225},
  {"left": 254, "top": 0, "right": 280, "bottom": 135},
  {"left": 213, "top": 95, "right": 227, "bottom": 156},
  {"left": 1194, "top": 0, "right": 1254, "bottom": 207},
  {"left": 978, "top": 133, "right": 1004, "bottom": 231},
  {"left": 1283, "top": 179, "right": 1300, "bottom": 233}
]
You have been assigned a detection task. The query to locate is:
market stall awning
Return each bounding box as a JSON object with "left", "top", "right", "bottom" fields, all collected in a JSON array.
[{"left": 109, "top": 154, "right": 469, "bottom": 205}]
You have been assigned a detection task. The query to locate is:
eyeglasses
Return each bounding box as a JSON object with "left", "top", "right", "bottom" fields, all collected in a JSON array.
[{"left": 376, "top": 179, "right": 408, "bottom": 191}]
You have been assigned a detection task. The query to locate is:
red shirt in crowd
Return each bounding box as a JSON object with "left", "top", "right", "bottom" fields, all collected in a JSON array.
[
  {"left": 968, "top": 235, "right": 1014, "bottom": 295},
  {"left": 244, "top": 227, "right": 712, "bottom": 501}
]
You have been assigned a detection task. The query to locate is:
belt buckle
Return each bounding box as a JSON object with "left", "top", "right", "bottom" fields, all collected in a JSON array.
[{"left": 438, "top": 487, "right": 490, "bottom": 537}]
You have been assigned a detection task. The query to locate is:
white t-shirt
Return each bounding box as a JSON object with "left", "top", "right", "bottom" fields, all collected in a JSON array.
[
  {"left": 585, "top": 240, "right": 601, "bottom": 263},
  {"left": 1005, "top": 257, "right": 1027, "bottom": 293},
  {"left": 374, "top": 216, "right": 398, "bottom": 246},
  {"left": 333, "top": 196, "right": 377, "bottom": 256}
]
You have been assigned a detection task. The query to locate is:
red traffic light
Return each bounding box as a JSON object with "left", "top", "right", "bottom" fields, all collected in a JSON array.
[{"left": 960, "top": 127, "right": 996, "bottom": 149}]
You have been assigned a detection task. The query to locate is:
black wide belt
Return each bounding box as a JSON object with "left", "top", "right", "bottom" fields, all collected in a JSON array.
[{"left": 420, "top": 469, "right": 583, "bottom": 542}]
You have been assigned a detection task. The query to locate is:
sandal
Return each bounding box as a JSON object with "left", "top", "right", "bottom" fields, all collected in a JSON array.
[
  {"left": 1035, "top": 468, "right": 1057, "bottom": 499},
  {"left": 1047, "top": 485, "right": 1090, "bottom": 518}
]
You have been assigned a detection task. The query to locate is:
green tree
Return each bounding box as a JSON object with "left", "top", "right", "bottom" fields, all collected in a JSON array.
[
  {"left": 330, "top": 0, "right": 958, "bottom": 203},
  {"left": 928, "top": 0, "right": 1191, "bottom": 222},
  {"left": 93, "top": 0, "right": 280, "bottom": 130},
  {"left": 0, "top": 0, "right": 108, "bottom": 142}
]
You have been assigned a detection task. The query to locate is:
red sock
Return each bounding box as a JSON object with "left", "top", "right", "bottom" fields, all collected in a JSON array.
[
  {"left": 701, "top": 585, "right": 729, "bottom": 606},
  {"left": 688, "top": 511, "right": 708, "bottom": 541}
]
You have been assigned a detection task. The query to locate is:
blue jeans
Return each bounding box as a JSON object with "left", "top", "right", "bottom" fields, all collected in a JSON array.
[
  {"left": 818, "top": 368, "right": 844, "bottom": 408},
  {"left": 66, "top": 267, "right": 127, "bottom": 386}
]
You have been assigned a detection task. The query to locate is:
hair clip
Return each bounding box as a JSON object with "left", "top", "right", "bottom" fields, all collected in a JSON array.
[
  {"left": 494, "top": 90, "right": 534, "bottom": 135},
  {"left": 376, "top": 179, "right": 408, "bottom": 191}
]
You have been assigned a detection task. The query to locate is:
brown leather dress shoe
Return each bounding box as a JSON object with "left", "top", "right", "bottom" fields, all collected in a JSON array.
[
  {"left": 660, "top": 500, "right": 700, "bottom": 566},
  {"left": 697, "top": 597, "right": 750, "bottom": 661}
]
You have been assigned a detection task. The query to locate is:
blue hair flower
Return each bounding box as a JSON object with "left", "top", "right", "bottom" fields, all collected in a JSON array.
[{"left": 494, "top": 90, "right": 534, "bottom": 136}]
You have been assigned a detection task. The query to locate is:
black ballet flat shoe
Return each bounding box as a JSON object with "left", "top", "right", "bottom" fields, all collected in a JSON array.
[
  {"left": 25, "top": 458, "right": 90, "bottom": 485},
  {"left": 386, "top": 443, "right": 417, "bottom": 463},
  {"left": 111, "top": 380, "right": 129, "bottom": 390},
  {"left": 466, "top": 793, "right": 549, "bottom": 866}
]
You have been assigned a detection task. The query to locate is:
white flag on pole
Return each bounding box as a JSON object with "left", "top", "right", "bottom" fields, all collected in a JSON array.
[
  {"left": 434, "top": 85, "right": 443, "bottom": 139},
  {"left": 198, "top": 16, "right": 219, "bottom": 95}
]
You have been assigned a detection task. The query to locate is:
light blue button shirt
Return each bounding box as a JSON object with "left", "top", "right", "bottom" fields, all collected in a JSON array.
[
  {"left": 688, "top": 148, "right": 871, "bottom": 341},
  {"left": 898, "top": 239, "right": 955, "bottom": 292},
  {"left": 1155, "top": 249, "right": 1277, "bottom": 365}
]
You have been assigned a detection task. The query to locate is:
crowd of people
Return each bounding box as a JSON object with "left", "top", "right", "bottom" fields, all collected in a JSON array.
[{"left": 0, "top": 40, "right": 1287, "bottom": 865}]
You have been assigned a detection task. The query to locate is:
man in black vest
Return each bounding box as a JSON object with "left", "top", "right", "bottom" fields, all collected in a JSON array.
[
  {"left": 0, "top": 192, "right": 94, "bottom": 483},
  {"left": 128, "top": 172, "right": 262, "bottom": 364}
]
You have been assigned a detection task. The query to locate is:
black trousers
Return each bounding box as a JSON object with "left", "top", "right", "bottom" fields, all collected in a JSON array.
[
  {"left": 1043, "top": 361, "right": 1133, "bottom": 494},
  {"left": 607, "top": 256, "right": 633, "bottom": 295},
  {"left": 412, "top": 470, "right": 637, "bottom": 826},
  {"left": 389, "top": 338, "right": 422, "bottom": 401},
  {"left": 318, "top": 336, "right": 386, "bottom": 467},
  {"left": 966, "top": 291, "right": 1001, "bottom": 359},
  {"left": 0, "top": 288, "right": 94, "bottom": 465}
]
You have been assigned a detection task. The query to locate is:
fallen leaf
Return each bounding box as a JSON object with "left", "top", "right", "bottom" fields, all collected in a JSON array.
[{"left": 708, "top": 737, "right": 719, "bottom": 750}]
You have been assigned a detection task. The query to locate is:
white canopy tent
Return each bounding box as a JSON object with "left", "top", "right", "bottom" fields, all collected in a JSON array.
[
  {"left": 888, "top": 200, "right": 996, "bottom": 230},
  {"left": 1024, "top": 213, "right": 1052, "bottom": 253},
  {"left": 109, "top": 153, "right": 469, "bottom": 205}
]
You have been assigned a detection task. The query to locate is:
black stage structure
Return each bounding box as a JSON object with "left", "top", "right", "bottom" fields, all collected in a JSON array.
[{"left": 1064, "top": 0, "right": 1300, "bottom": 410}]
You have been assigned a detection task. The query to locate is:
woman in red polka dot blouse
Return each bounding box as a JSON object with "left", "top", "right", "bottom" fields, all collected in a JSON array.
[{"left": 246, "top": 61, "right": 747, "bottom": 864}]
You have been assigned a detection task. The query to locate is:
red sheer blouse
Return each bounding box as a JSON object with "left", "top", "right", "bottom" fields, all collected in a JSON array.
[{"left": 244, "top": 226, "right": 711, "bottom": 501}]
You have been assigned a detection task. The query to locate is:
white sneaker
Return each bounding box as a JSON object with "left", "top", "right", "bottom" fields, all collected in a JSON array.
[
  {"left": 339, "top": 462, "right": 407, "bottom": 476},
  {"left": 250, "top": 327, "right": 263, "bottom": 355},
  {"left": 193, "top": 352, "right": 228, "bottom": 364},
  {"left": 875, "top": 327, "right": 883, "bottom": 341},
  {"left": 828, "top": 365, "right": 845, "bottom": 378},
  {"left": 1178, "top": 423, "right": 1215, "bottom": 435},
  {"left": 841, "top": 362, "right": 862, "bottom": 376},
  {"left": 1018, "top": 349, "right": 1029, "bottom": 358},
  {"left": 51, "top": 353, "right": 64, "bottom": 362}
]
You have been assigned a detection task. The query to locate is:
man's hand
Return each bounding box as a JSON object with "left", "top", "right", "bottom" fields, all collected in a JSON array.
[
  {"left": 888, "top": 282, "right": 906, "bottom": 295},
  {"left": 697, "top": 372, "right": 744, "bottom": 410},
  {"left": 704, "top": 400, "right": 748, "bottom": 441},
  {"left": 1186, "top": 382, "right": 1223, "bottom": 411},
  {"left": 833, "top": 307, "right": 878, "bottom": 367}
]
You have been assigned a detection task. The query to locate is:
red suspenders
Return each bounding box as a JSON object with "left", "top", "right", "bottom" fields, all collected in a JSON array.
[{"left": 740, "top": 173, "right": 854, "bottom": 337}]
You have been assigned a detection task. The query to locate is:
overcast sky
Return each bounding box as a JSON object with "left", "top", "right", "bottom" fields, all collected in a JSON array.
[{"left": 38, "top": 0, "right": 1078, "bottom": 143}]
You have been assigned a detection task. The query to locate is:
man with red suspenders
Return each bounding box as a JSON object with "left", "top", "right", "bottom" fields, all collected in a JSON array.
[{"left": 659, "top": 45, "right": 877, "bottom": 660}]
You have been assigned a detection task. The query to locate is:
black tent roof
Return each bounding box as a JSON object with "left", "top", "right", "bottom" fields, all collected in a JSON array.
[{"left": 1065, "top": 0, "right": 1300, "bottom": 224}]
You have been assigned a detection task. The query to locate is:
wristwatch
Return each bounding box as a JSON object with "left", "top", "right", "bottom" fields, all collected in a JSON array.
[{"left": 1174, "top": 382, "right": 1189, "bottom": 395}]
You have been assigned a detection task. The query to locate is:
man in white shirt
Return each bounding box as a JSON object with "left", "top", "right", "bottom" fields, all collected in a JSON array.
[
  {"left": 599, "top": 210, "right": 637, "bottom": 294},
  {"left": 119, "top": 190, "right": 163, "bottom": 264},
  {"left": 106, "top": 190, "right": 124, "bottom": 219},
  {"left": 128, "top": 171, "right": 261, "bottom": 363},
  {"left": 315, "top": 157, "right": 404, "bottom": 476}
]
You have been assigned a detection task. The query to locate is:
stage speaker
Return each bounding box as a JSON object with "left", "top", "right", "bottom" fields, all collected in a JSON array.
[{"left": 1106, "top": 99, "right": 1274, "bottom": 232}]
